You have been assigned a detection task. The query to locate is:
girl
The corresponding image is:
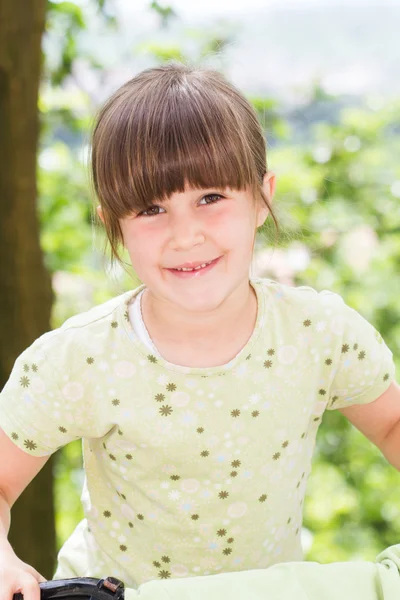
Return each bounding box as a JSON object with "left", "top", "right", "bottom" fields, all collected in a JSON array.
[{"left": 0, "top": 62, "right": 399, "bottom": 600}]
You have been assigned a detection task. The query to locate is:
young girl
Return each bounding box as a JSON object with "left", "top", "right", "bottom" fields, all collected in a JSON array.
[{"left": 0, "top": 62, "right": 399, "bottom": 600}]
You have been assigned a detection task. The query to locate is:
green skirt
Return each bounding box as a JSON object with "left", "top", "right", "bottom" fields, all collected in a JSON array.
[{"left": 125, "top": 544, "right": 400, "bottom": 600}]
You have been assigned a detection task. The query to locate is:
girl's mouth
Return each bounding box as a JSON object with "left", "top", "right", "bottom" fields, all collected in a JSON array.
[{"left": 167, "top": 256, "right": 221, "bottom": 278}]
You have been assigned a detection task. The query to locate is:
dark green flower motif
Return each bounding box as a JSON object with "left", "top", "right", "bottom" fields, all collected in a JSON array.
[
  {"left": 24, "top": 439, "right": 36, "bottom": 451},
  {"left": 137, "top": 514, "right": 144, "bottom": 520},
  {"left": 148, "top": 355, "right": 157, "bottom": 364},
  {"left": 358, "top": 350, "right": 366, "bottom": 360},
  {"left": 200, "top": 450, "right": 209, "bottom": 457},
  {"left": 231, "top": 460, "right": 241, "bottom": 468},
  {"left": 111, "top": 321, "right": 118, "bottom": 329},
  {"left": 161, "top": 556, "right": 170, "bottom": 563},
  {"left": 272, "top": 452, "right": 281, "bottom": 461},
  {"left": 383, "top": 373, "right": 390, "bottom": 381},
  {"left": 267, "top": 348, "right": 275, "bottom": 356},
  {"left": 128, "top": 522, "right": 134, "bottom": 528},
  {"left": 318, "top": 389, "right": 326, "bottom": 395},
  {"left": 282, "top": 440, "right": 289, "bottom": 448},
  {"left": 263, "top": 360, "right": 273, "bottom": 369},
  {"left": 159, "top": 405, "right": 173, "bottom": 416},
  {"left": 230, "top": 471, "right": 238, "bottom": 477},
  {"left": 121, "top": 493, "right": 126, "bottom": 500},
  {"left": 112, "top": 399, "right": 120, "bottom": 406},
  {"left": 227, "top": 537, "right": 234, "bottom": 544},
  {"left": 170, "top": 474, "right": 180, "bottom": 481},
  {"left": 103, "top": 442, "right": 107, "bottom": 449},
  {"left": 223, "top": 548, "right": 232, "bottom": 555},
  {"left": 287, "top": 517, "right": 292, "bottom": 524},
  {"left": 109, "top": 454, "right": 116, "bottom": 461},
  {"left": 118, "top": 429, "right": 123, "bottom": 436},
  {"left": 58, "top": 426, "right": 67, "bottom": 433},
  {"left": 197, "top": 427, "right": 204, "bottom": 433},
  {"left": 252, "top": 410, "right": 259, "bottom": 417},
  {"left": 153, "top": 561, "right": 161, "bottom": 568},
  {"left": 341, "top": 344, "right": 349, "bottom": 354},
  {"left": 296, "top": 481, "right": 301, "bottom": 488},
  {"left": 11, "top": 432, "right": 19, "bottom": 440},
  {"left": 159, "top": 570, "right": 170, "bottom": 579},
  {"left": 353, "top": 343, "right": 358, "bottom": 350},
  {"left": 231, "top": 409, "right": 240, "bottom": 417},
  {"left": 217, "top": 528, "right": 227, "bottom": 537},
  {"left": 23, "top": 364, "right": 30, "bottom": 372},
  {"left": 120, "top": 545, "right": 127, "bottom": 552},
  {"left": 331, "top": 396, "right": 338, "bottom": 404},
  {"left": 245, "top": 354, "right": 251, "bottom": 360},
  {"left": 303, "top": 319, "right": 311, "bottom": 327},
  {"left": 325, "top": 358, "right": 332, "bottom": 365},
  {"left": 219, "top": 491, "right": 229, "bottom": 499},
  {"left": 166, "top": 383, "right": 177, "bottom": 392},
  {"left": 124, "top": 310, "right": 129, "bottom": 321},
  {"left": 191, "top": 514, "right": 199, "bottom": 520},
  {"left": 126, "top": 454, "right": 133, "bottom": 460},
  {"left": 259, "top": 494, "right": 268, "bottom": 502},
  {"left": 86, "top": 357, "right": 94, "bottom": 364},
  {"left": 31, "top": 364, "right": 38, "bottom": 372},
  {"left": 155, "top": 393, "right": 165, "bottom": 402},
  {"left": 20, "top": 376, "right": 30, "bottom": 388},
  {"left": 313, "top": 417, "right": 320, "bottom": 422},
  {"left": 103, "top": 510, "right": 111, "bottom": 518},
  {"left": 301, "top": 432, "right": 306, "bottom": 439}
]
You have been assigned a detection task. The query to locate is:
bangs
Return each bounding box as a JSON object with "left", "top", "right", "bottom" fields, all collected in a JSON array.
[{"left": 91, "top": 68, "right": 265, "bottom": 219}]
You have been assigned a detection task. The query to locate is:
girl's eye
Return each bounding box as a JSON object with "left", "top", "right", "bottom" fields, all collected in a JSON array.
[
  {"left": 138, "top": 194, "right": 222, "bottom": 217},
  {"left": 199, "top": 194, "right": 223, "bottom": 205},
  {"left": 139, "top": 205, "right": 166, "bottom": 217}
]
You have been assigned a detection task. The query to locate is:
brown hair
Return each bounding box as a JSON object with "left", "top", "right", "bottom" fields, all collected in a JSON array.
[{"left": 90, "top": 61, "right": 279, "bottom": 265}]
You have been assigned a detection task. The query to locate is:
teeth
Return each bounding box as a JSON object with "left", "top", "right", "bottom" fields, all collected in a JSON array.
[{"left": 175, "top": 261, "right": 212, "bottom": 272}]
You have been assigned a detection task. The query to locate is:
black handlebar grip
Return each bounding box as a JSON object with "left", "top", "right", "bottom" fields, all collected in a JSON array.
[{"left": 12, "top": 577, "right": 122, "bottom": 600}]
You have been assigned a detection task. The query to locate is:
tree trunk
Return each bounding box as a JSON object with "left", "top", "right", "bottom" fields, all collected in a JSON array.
[{"left": 0, "top": 0, "right": 56, "bottom": 578}]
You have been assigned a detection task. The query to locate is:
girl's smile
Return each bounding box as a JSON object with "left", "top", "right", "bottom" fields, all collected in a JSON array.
[{"left": 165, "top": 255, "right": 222, "bottom": 278}]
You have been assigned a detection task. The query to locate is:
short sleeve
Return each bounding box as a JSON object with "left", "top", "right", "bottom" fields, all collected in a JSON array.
[
  {"left": 325, "top": 292, "right": 396, "bottom": 410},
  {"left": 0, "top": 334, "right": 93, "bottom": 456}
]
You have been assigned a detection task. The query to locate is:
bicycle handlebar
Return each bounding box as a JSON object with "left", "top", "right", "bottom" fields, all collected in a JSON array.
[{"left": 13, "top": 577, "right": 124, "bottom": 600}]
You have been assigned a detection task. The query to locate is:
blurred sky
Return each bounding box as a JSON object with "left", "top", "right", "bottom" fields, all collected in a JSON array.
[
  {"left": 153, "top": 0, "right": 400, "bottom": 17},
  {"left": 64, "top": 0, "right": 400, "bottom": 105}
]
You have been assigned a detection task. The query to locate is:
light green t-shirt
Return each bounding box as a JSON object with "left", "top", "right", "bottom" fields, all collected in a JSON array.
[{"left": 0, "top": 278, "right": 395, "bottom": 588}]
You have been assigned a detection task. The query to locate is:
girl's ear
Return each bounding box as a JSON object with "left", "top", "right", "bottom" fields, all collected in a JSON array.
[
  {"left": 256, "top": 171, "right": 276, "bottom": 227},
  {"left": 96, "top": 205, "right": 105, "bottom": 224}
]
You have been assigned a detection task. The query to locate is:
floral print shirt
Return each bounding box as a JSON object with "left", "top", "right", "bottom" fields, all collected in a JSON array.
[{"left": 0, "top": 278, "right": 395, "bottom": 587}]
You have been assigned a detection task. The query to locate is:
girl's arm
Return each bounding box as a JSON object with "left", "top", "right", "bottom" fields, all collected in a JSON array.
[
  {"left": 123, "top": 543, "right": 400, "bottom": 600},
  {"left": 0, "top": 428, "right": 49, "bottom": 600},
  {"left": 339, "top": 381, "right": 400, "bottom": 470}
]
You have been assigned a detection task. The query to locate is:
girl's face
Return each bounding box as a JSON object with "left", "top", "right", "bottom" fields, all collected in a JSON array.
[{"left": 106, "top": 173, "right": 275, "bottom": 313}]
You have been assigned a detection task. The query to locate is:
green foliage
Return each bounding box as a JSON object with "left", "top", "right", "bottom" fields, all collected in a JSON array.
[
  {"left": 149, "top": 1, "right": 177, "bottom": 28},
  {"left": 53, "top": 441, "right": 84, "bottom": 547}
]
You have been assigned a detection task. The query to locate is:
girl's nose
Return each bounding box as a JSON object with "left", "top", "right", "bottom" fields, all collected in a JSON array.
[{"left": 168, "top": 215, "right": 205, "bottom": 251}]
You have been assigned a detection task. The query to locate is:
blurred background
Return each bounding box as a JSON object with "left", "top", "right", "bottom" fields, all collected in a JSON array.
[{"left": 1, "top": 0, "right": 399, "bottom": 580}]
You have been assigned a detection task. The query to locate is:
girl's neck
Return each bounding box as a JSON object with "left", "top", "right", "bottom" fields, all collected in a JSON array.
[{"left": 140, "top": 280, "right": 258, "bottom": 367}]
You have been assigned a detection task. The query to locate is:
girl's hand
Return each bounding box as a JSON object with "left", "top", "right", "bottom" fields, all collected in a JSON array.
[{"left": 0, "top": 549, "right": 46, "bottom": 600}]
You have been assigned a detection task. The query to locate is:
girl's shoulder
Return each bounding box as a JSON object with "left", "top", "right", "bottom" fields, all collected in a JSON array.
[
  {"left": 254, "top": 276, "right": 343, "bottom": 312},
  {"left": 22, "top": 288, "right": 139, "bottom": 365},
  {"left": 59, "top": 290, "right": 134, "bottom": 332}
]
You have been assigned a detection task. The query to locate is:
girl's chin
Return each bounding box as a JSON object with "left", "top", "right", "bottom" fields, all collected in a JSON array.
[{"left": 169, "top": 290, "right": 228, "bottom": 313}]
